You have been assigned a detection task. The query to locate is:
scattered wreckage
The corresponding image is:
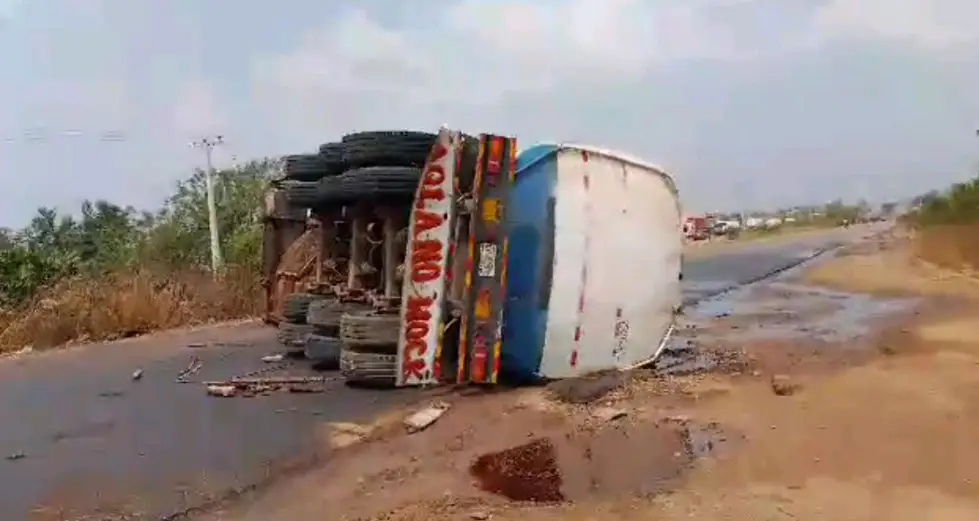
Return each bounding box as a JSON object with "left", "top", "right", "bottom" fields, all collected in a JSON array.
[{"left": 262, "top": 128, "right": 683, "bottom": 388}]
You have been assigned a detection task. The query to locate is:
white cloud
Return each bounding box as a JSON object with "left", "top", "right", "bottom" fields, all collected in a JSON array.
[
  {"left": 248, "top": 0, "right": 979, "bottom": 134},
  {"left": 810, "top": 0, "right": 979, "bottom": 49},
  {"left": 248, "top": 0, "right": 768, "bottom": 139}
]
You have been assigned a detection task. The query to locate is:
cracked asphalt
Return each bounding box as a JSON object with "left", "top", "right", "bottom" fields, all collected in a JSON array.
[{"left": 0, "top": 225, "right": 878, "bottom": 520}]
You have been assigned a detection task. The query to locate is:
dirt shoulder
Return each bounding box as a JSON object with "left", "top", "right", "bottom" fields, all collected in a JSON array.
[
  {"left": 200, "top": 232, "right": 979, "bottom": 521},
  {"left": 801, "top": 231, "right": 979, "bottom": 299}
]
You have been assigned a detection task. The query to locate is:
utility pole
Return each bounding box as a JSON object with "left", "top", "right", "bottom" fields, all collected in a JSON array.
[{"left": 191, "top": 135, "right": 225, "bottom": 275}]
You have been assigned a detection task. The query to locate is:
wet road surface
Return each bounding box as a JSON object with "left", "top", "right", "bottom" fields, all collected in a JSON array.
[
  {"left": 681, "top": 225, "right": 880, "bottom": 304},
  {"left": 0, "top": 226, "right": 879, "bottom": 520},
  {"left": 0, "top": 325, "right": 426, "bottom": 520}
]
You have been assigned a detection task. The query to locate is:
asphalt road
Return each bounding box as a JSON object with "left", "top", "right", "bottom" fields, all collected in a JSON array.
[{"left": 0, "top": 225, "right": 879, "bottom": 520}]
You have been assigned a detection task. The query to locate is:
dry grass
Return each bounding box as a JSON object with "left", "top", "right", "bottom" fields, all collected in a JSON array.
[
  {"left": 801, "top": 227, "right": 979, "bottom": 299},
  {"left": 912, "top": 224, "right": 979, "bottom": 272},
  {"left": 0, "top": 267, "right": 261, "bottom": 353}
]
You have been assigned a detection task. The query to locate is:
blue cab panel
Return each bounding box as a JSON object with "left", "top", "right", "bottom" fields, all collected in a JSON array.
[{"left": 500, "top": 145, "right": 558, "bottom": 383}]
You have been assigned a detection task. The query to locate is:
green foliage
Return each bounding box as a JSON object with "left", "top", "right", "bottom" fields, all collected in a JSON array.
[
  {"left": 0, "top": 159, "right": 278, "bottom": 308},
  {"left": 909, "top": 176, "right": 979, "bottom": 227}
]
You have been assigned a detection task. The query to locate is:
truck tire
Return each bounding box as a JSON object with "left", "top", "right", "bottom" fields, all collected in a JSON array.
[
  {"left": 336, "top": 166, "right": 421, "bottom": 205},
  {"left": 277, "top": 322, "right": 313, "bottom": 347},
  {"left": 307, "top": 300, "right": 371, "bottom": 335},
  {"left": 317, "top": 142, "right": 347, "bottom": 176},
  {"left": 283, "top": 293, "right": 320, "bottom": 323},
  {"left": 304, "top": 334, "right": 342, "bottom": 369},
  {"left": 340, "top": 347, "right": 397, "bottom": 387},
  {"left": 283, "top": 154, "right": 329, "bottom": 182},
  {"left": 339, "top": 311, "right": 400, "bottom": 352},
  {"left": 313, "top": 175, "right": 346, "bottom": 206},
  {"left": 283, "top": 181, "right": 319, "bottom": 208},
  {"left": 342, "top": 130, "right": 436, "bottom": 169}
]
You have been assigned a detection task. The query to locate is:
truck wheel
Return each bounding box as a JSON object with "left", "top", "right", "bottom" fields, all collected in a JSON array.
[
  {"left": 304, "top": 334, "right": 343, "bottom": 369},
  {"left": 340, "top": 347, "right": 397, "bottom": 387},
  {"left": 313, "top": 175, "right": 345, "bottom": 206},
  {"left": 307, "top": 300, "right": 370, "bottom": 336},
  {"left": 341, "top": 130, "right": 437, "bottom": 169},
  {"left": 283, "top": 293, "right": 320, "bottom": 323},
  {"left": 317, "top": 142, "right": 347, "bottom": 176},
  {"left": 337, "top": 166, "right": 422, "bottom": 205},
  {"left": 277, "top": 322, "right": 313, "bottom": 348},
  {"left": 283, "top": 180, "right": 319, "bottom": 208},
  {"left": 339, "top": 311, "right": 400, "bottom": 353},
  {"left": 283, "top": 154, "right": 329, "bottom": 182}
]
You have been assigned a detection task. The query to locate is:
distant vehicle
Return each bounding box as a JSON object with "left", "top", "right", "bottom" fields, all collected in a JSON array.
[
  {"left": 745, "top": 217, "right": 765, "bottom": 229},
  {"left": 712, "top": 220, "right": 741, "bottom": 237},
  {"left": 684, "top": 216, "right": 710, "bottom": 240}
]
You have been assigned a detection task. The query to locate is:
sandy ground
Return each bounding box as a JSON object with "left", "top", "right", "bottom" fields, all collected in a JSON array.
[
  {"left": 198, "top": 232, "right": 979, "bottom": 521},
  {"left": 802, "top": 230, "right": 979, "bottom": 299}
]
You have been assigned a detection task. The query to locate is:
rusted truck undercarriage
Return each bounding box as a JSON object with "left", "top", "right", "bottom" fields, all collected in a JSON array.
[{"left": 262, "top": 129, "right": 516, "bottom": 387}]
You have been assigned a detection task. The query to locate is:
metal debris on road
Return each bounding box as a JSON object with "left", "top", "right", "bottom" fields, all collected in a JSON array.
[
  {"left": 206, "top": 385, "right": 237, "bottom": 397},
  {"left": 176, "top": 356, "right": 203, "bottom": 383},
  {"left": 203, "top": 376, "right": 331, "bottom": 397},
  {"left": 131, "top": 369, "right": 144, "bottom": 381},
  {"left": 287, "top": 383, "right": 323, "bottom": 393},
  {"left": 225, "top": 376, "right": 326, "bottom": 385},
  {"left": 404, "top": 401, "right": 451, "bottom": 433}
]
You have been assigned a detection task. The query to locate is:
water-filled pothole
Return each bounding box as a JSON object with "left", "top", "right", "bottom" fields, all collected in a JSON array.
[{"left": 469, "top": 420, "right": 738, "bottom": 503}]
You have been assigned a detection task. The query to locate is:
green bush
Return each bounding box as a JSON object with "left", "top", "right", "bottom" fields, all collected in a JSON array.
[
  {"left": 910, "top": 176, "right": 979, "bottom": 227},
  {"left": 0, "top": 158, "right": 278, "bottom": 317}
]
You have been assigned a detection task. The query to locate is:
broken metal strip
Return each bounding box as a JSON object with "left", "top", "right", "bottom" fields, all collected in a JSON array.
[{"left": 459, "top": 134, "right": 516, "bottom": 384}]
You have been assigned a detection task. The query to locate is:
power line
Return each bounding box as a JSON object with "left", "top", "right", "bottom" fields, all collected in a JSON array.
[
  {"left": 190, "top": 135, "right": 225, "bottom": 275},
  {"left": 1, "top": 128, "right": 128, "bottom": 144}
]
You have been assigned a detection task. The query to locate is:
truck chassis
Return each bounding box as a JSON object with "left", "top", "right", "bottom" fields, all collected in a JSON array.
[{"left": 262, "top": 129, "right": 516, "bottom": 387}]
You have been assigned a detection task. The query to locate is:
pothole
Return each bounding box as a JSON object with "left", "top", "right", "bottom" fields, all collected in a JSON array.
[
  {"left": 470, "top": 438, "right": 564, "bottom": 503},
  {"left": 469, "top": 420, "right": 738, "bottom": 503}
]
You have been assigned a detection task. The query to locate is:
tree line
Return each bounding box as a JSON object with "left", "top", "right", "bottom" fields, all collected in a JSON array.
[{"left": 0, "top": 159, "right": 280, "bottom": 310}]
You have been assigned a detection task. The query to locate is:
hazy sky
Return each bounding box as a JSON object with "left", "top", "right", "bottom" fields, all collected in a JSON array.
[{"left": 2, "top": 0, "right": 979, "bottom": 226}]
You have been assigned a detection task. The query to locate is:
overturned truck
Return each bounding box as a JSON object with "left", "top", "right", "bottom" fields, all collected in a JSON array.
[{"left": 263, "top": 129, "right": 683, "bottom": 387}]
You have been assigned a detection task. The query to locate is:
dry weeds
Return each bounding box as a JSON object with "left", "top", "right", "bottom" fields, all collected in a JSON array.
[
  {"left": 802, "top": 225, "right": 979, "bottom": 299},
  {"left": 0, "top": 268, "right": 261, "bottom": 353},
  {"left": 912, "top": 223, "right": 979, "bottom": 272}
]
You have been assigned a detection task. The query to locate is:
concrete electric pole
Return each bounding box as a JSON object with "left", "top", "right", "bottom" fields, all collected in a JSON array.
[{"left": 190, "top": 135, "right": 225, "bottom": 275}]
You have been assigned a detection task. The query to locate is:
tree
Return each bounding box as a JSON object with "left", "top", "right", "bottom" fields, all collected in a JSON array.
[{"left": 0, "top": 158, "right": 278, "bottom": 308}]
